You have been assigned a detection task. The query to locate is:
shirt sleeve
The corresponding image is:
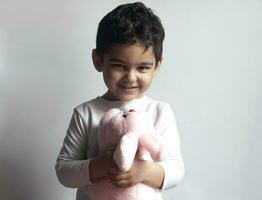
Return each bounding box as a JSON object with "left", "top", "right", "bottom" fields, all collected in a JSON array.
[
  {"left": 55, "top": 108, "right": 93, "bottom": 188},
  {"left": 155, "top": 103, "right": 185, "bottom": 190}
]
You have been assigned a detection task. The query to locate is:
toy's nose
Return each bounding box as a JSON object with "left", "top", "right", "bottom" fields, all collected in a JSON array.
[{"left": 122, "top": 109, "right": 135, "bottom": 118}]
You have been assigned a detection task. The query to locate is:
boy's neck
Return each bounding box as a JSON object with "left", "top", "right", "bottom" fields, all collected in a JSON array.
[{"left": 101, "top": 92, "right": 145, "bottom": 102}]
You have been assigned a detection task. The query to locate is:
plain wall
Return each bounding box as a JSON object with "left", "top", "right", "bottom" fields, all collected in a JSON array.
[{"left": 1, "top": 0, "right": 262, "bottom": 199}]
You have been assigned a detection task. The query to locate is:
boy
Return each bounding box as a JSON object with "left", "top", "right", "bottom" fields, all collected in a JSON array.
[{"left": 55, "top": 2, "right": 184, "bottom": 200}]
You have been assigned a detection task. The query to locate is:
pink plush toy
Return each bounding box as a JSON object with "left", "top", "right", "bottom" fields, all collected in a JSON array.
[{"left": 88, "top": 107, "right": 164, "bottom": 200}]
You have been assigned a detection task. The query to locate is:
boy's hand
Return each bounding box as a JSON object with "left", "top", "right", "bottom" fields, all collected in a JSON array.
[
  {"left": 107, "top": 158, "right": 150, "bottom": 188},
  {"left": 89, "top": 149, "right": 115, "bottom": 182},
  {"left": 101, "top": 150, "right": 115, "bottom": 170}
]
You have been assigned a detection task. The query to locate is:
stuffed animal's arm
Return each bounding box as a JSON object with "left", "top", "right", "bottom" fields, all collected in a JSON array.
[
  {"left": 139, "top": 133, "right": 163, "bottom": 161},
  {"left": 113, "top": 132, "right": 138, "bottom": 172}
]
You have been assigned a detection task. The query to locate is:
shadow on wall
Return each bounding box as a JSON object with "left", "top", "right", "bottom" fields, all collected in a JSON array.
[
  {"left": 0, "top": 18, "right": 82, "bottom": 200},
  {"left": 0, "top": 87, "right": 41, "bottom": 199},
  {"left": 0, "top": 96, "right": 68, "bottom": 200},
  {"left": 0, "top": 155, "right": 39, "bottom": 199}
]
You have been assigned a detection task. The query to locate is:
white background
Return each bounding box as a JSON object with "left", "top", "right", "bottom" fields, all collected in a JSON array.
[{"left": 1, "top": 0, "right": 262, "bottom": 199}]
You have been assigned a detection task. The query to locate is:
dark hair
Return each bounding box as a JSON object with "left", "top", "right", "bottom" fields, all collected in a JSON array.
[{"left": 96, "top": 2, "right": 165, "bottom": 62}]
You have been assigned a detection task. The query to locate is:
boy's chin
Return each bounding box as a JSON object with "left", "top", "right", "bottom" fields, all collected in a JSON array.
[
  {"left": 102, "top": 92, "right": 121, "bottom": 101},
  {"left": 103, "top": 90, "right": 144, "bottom": 102}
]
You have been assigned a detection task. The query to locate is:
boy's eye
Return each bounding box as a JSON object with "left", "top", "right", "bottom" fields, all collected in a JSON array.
[
  {"left": 138, "top": 66, "right": 151, "bottom": 72},
  {"left": 112, "top": 63, "right": 125, "bottom": 69}
]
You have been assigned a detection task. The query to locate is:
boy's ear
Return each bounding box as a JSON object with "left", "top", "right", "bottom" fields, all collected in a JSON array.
[
  {"left": 153, "top": 57, "right": 162, "bottom": 77},
  {"left": 92, "top": 49, "right": 103, "bottom": 72}
]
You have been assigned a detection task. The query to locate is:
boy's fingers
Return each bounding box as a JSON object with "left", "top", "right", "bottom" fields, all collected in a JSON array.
[
  {"left": 108, "top": 168, "right": 125, "bottom": 174},
  {"left": 108, "top": 162, "right": 126, "bottom": 173},
  {"left": 110, "top": 178, "right": 133, "bottom": 188},
  {"left": 108, "top": 171, "right": 126, "bottom": 179},
  {"left": 108, "top": 172, "right": 130, "bottom": 181}
]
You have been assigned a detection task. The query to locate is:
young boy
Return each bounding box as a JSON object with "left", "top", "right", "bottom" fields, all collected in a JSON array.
[{"left": 55, "top": 2, "right": 184, "bottom": 200}]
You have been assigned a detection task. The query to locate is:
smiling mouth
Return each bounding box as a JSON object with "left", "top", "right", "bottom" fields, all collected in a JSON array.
[{"left": 119, "top": 85, "right": 139, "bottom": 89}]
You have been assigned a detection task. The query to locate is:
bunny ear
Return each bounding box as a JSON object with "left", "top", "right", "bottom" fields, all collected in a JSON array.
[
  {"left": 98, "top": 108, "right": 122, "bottom": 151},
  {"left": 100, "top": 108, "right": 121, "bottom": 124},
  {"left": 99, "top": 108, "right": 118, "bottom": 136}
]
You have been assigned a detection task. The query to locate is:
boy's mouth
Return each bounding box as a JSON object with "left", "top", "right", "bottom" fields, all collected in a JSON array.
[
  {"left": 120, "top": 85, "right": 138, "bottom": 89},
  {"left": 118, "top": 84, "right": 139, "bottom": 91}
]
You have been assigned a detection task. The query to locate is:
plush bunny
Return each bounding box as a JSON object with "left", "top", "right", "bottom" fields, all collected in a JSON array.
[{"left": 87, "top": 107, "right": 164, "bottom": 200}]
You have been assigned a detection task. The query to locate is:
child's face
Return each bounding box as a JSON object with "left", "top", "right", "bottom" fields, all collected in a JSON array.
[{"left": 93, "top": 43, "right": 161, "bottom": 102}]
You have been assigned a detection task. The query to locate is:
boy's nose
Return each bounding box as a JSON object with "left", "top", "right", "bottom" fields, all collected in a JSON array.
[{"left": 125, "top": 70, "right": 137, "bottom": 82}]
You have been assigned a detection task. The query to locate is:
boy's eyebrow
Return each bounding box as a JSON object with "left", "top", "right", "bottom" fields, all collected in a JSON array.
[
  {"left": 109, "top": 58, "right": 154, "bottom": 66},
  {"left": 108, "top": 58, "right": 125, "bottom": 63},
  {"left": 139, "top": 62, "right": 154, "bottom": 66}
]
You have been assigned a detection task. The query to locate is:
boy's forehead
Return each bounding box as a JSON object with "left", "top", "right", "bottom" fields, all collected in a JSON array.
[{"left": 105, "top": 43, "right": 156, "bottom": 62}]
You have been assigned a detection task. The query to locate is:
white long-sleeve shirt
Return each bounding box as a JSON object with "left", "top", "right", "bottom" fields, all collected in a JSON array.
[{"left": 55, "top": 95, "right": 184, "bottom": 200}]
